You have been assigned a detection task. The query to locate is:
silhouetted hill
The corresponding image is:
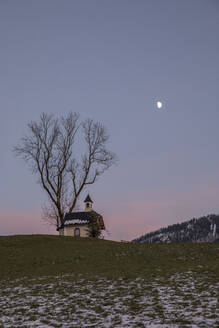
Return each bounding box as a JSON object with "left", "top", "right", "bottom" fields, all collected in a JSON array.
[{"left": 133, "top": 214, "right": 219, "bottom": 243}]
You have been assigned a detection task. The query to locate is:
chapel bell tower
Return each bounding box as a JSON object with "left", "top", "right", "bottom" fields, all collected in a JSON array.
[{"left": 84, "top": 194, "right": 93, "bottom": 212}]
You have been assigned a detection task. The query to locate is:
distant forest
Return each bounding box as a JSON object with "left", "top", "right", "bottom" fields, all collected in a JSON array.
[{"left": 133, "top": 214, "right": 219, "bottom": 243}]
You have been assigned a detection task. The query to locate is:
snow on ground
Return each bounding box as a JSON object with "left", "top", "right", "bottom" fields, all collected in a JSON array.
[{"left": 0, "top": 272, "right": 218, "bottom": 328}]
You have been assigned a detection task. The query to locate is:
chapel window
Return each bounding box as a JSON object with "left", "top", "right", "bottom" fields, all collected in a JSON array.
[{"left": 74, "top": 228, "right": 80, "bottom": 237}]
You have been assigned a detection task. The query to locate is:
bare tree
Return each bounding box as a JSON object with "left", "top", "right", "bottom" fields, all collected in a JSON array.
[{"left": 14, "top": 113, "right": 116, "bottom": 228}]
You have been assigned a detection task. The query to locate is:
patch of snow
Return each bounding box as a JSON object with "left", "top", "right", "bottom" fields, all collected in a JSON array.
[
  {"left": 64, "top": 219, "right": 89, "bottom": 225},
  {"left": 0, "top": 273, "right": 218, "bottom": 328}
]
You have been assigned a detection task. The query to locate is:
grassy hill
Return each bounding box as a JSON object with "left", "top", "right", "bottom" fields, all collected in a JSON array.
[
  {"left": 0, "top": 235, "right": 218, "bottom": 327},
  {"left": 0, "top": 234, "right": 218, "bottom": 281}
]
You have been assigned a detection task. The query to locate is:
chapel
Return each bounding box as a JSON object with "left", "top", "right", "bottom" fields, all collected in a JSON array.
[{"left": 57, "top": 194, "right": 105, "bottom": 237}]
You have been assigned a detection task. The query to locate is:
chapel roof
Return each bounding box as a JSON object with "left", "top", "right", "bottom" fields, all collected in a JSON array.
[
  {"left": 84, "top": 194, "right": 93, "bottom": 203},
  {"left": 58, "top": 210, "right": 105, "bottom": 230}
]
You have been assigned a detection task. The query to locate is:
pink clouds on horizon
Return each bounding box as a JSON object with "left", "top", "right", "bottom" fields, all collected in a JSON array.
[
  {"left": 103, "top": 200, "right": 177, "bottom": 241},
  {"left": 0, "top": 204, "right": 165, "bottom": 241},
  {"left": 1, "top": 183, "right": 219, "bottom": 241},
  {"left": 0, "top": 210, "right": 56, "bottom": 236},
  {"left": 102, "top": 184, "right": 219, "bottom": 241}
]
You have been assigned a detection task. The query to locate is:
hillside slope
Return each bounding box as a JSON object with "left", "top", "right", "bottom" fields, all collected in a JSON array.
[
  {"left": 134, "top": 214, "right": 219, "bottom": 243},
  {"left": 0, "top": 235, "right": 218, "bottom": 327},
  {"left": 0, "top": 235, "right": 218, "bottom": 281}
]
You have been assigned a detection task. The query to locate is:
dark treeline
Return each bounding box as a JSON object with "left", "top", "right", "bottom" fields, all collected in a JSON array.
[{"left": 133, "top": 214, "right": 219, "bottom": 243}]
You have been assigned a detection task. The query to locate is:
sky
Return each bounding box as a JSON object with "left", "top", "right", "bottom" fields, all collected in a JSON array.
[{"left": 1, "top": 0, "right": 219, "bottom": 241}]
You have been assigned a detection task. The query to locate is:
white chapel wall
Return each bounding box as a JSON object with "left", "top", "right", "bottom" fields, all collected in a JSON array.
[{"left": 64, "top": 225, "right": 89, "bottom": 237}]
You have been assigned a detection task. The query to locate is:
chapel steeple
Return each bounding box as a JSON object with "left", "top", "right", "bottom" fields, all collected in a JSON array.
[{"left": 84, "top": 194, "right": 93, "bottom": 212}]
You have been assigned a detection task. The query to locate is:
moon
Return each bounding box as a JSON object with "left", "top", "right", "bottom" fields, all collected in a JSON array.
[{"left": 156, "top": 101, "right": 163, "bottom": 109}]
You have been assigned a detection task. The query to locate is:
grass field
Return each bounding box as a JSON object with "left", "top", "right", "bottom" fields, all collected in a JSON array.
[{"left": 0, "top": 235, "right": 218, "bottom": 327}]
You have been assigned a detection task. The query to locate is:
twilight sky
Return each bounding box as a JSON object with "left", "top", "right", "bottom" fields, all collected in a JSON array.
[{"left": 1, "top": 0, "right": 219, "bottom": 241}]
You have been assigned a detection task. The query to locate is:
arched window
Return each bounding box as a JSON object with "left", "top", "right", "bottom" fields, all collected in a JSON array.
[
  {"left": 74, "top": 228, "right": 80, "bottom": 237},
  {"left": 86, "top": 202, "right": 90, "bottom": 208}
]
